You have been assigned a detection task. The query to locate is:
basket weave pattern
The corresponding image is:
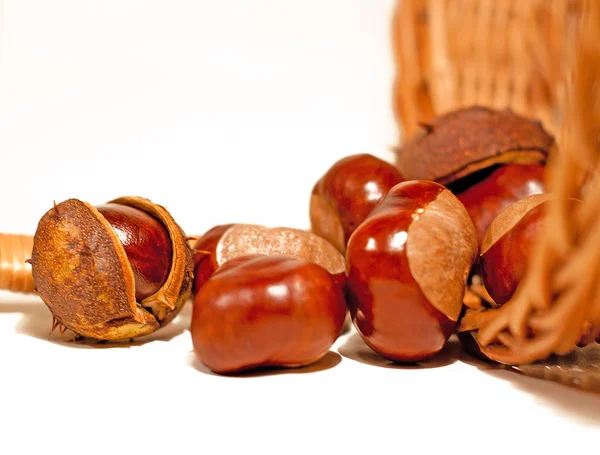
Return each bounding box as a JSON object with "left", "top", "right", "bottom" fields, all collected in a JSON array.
[{"left": 393, "top": 0, "right": 599, "bottom": 365}]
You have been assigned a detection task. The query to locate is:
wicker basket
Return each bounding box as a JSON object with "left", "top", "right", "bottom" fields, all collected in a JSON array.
[
  {"left": 393, "top": 0, "right": 600, "bottom": 372},
  {"left": 392, "top": 0, "right": 583, "bottom": 143}
]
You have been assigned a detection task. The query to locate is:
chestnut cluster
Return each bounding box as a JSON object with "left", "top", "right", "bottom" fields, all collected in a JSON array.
[{"left": 27, "top": 105, "right": 560, "bottom": 374}]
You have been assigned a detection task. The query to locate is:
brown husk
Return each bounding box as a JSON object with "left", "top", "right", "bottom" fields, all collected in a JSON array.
[
  {"left": 31, "top": 197, "right": 193, "bottom": 341},
  {"left": 395, "top": 106, "right": 555, "bottom": 185}
]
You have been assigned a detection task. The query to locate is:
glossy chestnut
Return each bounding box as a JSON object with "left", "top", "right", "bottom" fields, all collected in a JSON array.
[
  {"left": 191, "top": 255, "right": 347, "bottom": 374},
  {"left": 345, "top": 180, "right": 477, "bottom": 362},
  {"left": 192, "top": 223, "right": 234, "bottom": 293},
  {"left": 480, "top": 193, "right": 553, "bottom": 306},
  {"left": 452, "top": 164, "right": 547, "bottom": 247},
  {"left": 96, "top": 203, "right": 173, "bottom": 301},
  {"left": 310, "top": 153, "right": 404, "bottom": 252}
]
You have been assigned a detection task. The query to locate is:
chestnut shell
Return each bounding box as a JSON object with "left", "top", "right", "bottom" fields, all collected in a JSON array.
[
  {"left": 30, "top": 196, "right": 194, "bottom": 340},
  {"left": 395, "top": 106, "right": 554, "bottom": 185}
]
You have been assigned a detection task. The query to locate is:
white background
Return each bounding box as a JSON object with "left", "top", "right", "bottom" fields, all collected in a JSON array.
[{"left": 0, "top": 1, "right": 598, "bottom": 454}]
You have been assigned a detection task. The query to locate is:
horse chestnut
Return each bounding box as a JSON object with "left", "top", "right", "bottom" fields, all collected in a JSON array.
[
  {"left": 453, "top": 164, "right": 547, "bottom": 246},
  {"left": 191, "top": 255, "right": 347, "bottom": 374},
  {"left": 345, "top": 180, "right": 477, "bottom": 362},
  {"left": 479, "top": 193, "right": 554, "bottom": 306},
  {"left": 96, "top": 203, "right": 173, "bottom": 301},
  {"left": 30, "top": 197, "right": 194, "bottom": 341},
  {"left": 309, "top": 153, "right": 404, "bottom": 253}
]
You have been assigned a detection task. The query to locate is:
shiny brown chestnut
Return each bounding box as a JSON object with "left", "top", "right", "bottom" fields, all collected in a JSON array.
[
  {"left": 191, "top": 223, "right": 346, "bottom": 293},
  {"left": 191, "top": 254, "right": 347, "bottom": 374},
  {"left": 310, "top": 153, "right": 404, "bottom": 253},
  {"left": 345, "top": 180, "right": 477, "bottom": 362},
  {"left": 191, "top": 223, "right": 234, "bottom": 294},
  {"left": 453, "top": 164, "right": 547, "bottom": 246},
  {"left": 96, "top": 203, "right": 173, "bottom": 301},
  {"left": 480, "top": 193, "right": 555, "bottom": 306},
  {"left": 30, "top": 197, "right": 194, "bottom": 341}
]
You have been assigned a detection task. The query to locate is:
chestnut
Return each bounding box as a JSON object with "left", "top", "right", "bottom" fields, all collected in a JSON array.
[
  {"left": 191, "top": 223, "right": 234, "bottom": 294},
  {"left": 191, "top": 254, "right": 347, "bottom": 374},
  {"left": 30, "top": 197, "right": 194, "bottom": 341},
  {"left": 345, "top": 180, "right": 477, "bottom": 362},
  {"left": 96, "top": 203, "right": 173, "bottom": 301},
  {"left": 480, "top": 193, "right": 556, "bottom": 306},
  {"left": 191, "top": 223, "right": 345, "bottom": 293},
  {"left": 309, "top": 153, "right": 404, "bottom": 253},
  {"left": 453, "top": 164, "right": 547, "bottom": 246}
]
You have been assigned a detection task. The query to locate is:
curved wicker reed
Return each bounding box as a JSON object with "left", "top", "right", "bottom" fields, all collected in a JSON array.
[
  {"left": 393, "top": 0, "right": 599, "bottom": 365},
  {"left": 392, "top": 0, "right": 583, "bottom": 144},
  {"left": 0, "top": 234, "right": 35, "bottom": 294}
]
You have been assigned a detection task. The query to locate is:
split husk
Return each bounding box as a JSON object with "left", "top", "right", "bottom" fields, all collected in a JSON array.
[{"left": 30, "top": 196, "right": 193, "bottom": 341}]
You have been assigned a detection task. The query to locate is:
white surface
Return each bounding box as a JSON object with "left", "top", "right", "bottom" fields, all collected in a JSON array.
[{"left": 0, "top": 1, "right": 598, "bottom": 454}]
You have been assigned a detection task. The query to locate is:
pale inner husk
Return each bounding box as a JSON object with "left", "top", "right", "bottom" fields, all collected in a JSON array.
[
  {"left": 480, "top": 193, "right": 554, "bottom": 255},
  {"left": 309, "top": 193, "right": 346, "bottom": 253},
  {"left": 216, "top": 224, "right": 345, "bottom": 275},
  {"left": 407, "top": 190, "right": 477, "bottom": 321}
]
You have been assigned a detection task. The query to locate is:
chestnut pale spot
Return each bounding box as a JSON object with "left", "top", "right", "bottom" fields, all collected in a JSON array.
[
  {"left": 309, "top": 193, "right": 345, "bottom": 253},
  {"left": 216, "top": 224, "right": 345, "bottom": 276},
  {"left": 407, "top": 189, "right": 477, "bottom": 321},
  {"left": 480, "top": 193, "right": 553, "bottom": 255}
]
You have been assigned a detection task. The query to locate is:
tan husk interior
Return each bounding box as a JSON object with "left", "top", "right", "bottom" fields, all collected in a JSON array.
[
  {"left": 480, "top": 193, "right": 554, "bottom": 255},
  {"left": 309, "top": 193, "right": 346, "bottom": 253},
  {"left": 216, "top": 224, "right": 345, "bottom": 275},
  {"left": 407, "top": 189, "right": 477, "bottom": 321},
  {"left": 110, "top": 196, "right": 194, "bottom": 326},
  {"left": 436, "top": 149, "right": 549, "bottom": 186},
  {"left": 31, "top": 199, "right": 159, "bottom": 340}
]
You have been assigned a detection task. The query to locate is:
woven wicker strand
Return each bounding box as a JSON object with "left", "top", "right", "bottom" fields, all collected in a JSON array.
[
  {"left": 392, "top": 0, "right": 583, "bottom": 144},
  {"left": 0, "top": 233, "right": 35, "bottom": 294}
]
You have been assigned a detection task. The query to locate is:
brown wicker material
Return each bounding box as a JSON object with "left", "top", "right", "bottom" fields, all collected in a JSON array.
[
  {"left": 0, "top": 234, "right": 35, "bottom": 294},
  {"left": 394, "top": 0, "right": 599, "bottom": 367},
  {"left": 392, "top": 0, "right": 583, "bottom": 143}
]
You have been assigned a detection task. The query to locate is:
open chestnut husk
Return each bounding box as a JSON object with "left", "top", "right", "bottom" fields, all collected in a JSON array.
[
  {"left": 191, "top": 254, "right": 347, "bottom": 374},
  {"left": 395, "top": 106, "right": 554, "bottom": 185},
  {"left": 345, "top": 180, "right": 477, "bottom": 362},
  {"left": 30, "top": 196, "right": 194, "bottom": 341}
]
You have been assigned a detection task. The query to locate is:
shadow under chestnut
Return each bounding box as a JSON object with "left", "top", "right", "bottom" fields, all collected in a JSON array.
[
  {"left": 0, "top": 297, "right": 193, "bottom": 349},
  {"left": 338, "top": 332, "right": 460, "bottom": 369},
  {"left": 186, "top": 350, "right": 342, "bottom": 378}
]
